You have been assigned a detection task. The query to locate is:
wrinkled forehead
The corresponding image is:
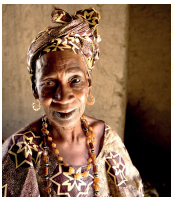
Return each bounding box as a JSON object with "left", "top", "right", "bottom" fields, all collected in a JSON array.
[{"left": 35, "top": 51, "right": 86, "bottom": 76}]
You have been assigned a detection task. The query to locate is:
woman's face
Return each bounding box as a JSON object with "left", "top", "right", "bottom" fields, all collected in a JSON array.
[{"left": 35, "top": 51, "right": 91, "bottom": 128}]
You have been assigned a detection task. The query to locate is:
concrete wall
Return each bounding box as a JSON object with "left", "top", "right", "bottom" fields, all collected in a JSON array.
[{"left": 2, "top": 4, "right": 128, "bottom": 140}]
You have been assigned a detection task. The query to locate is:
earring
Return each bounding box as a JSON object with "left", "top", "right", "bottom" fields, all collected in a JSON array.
[
  {"left": 32, "top": 99, "right": 41, "bottom": 111},
  {"left": 86, "top": 93, "right": 95, "bottom": 105}
]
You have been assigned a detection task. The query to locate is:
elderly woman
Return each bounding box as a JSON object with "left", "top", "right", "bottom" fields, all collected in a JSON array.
[{"left": 2, "top": 7, "right": 144, "bottom": 197}]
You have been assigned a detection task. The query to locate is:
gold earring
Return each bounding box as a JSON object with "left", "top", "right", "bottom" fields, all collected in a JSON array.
[
  {"left": 32, "top": 99, "right": 41, "bottom": 111},
  {"left": 86, "top": 93, "right": 95, "bottom": 105}
]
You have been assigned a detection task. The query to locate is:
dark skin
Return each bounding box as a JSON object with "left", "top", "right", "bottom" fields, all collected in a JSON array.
[{"left": 31, "top": 51, "right": 105, "bottom": 166}]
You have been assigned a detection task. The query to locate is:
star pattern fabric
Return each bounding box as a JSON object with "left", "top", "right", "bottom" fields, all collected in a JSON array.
[
  {"left": 2, "top": 184, "right": 8, "bottom": 197},
  {"left": 8, "top": 130, "right": 42, "bottom": 168},
  {"left": 50, "top": 163, "right": 93, "bottom": 197},
  {"left": 106, "top": 152, "right": 127, "bottom": 187},
  {"left": 2, "top": 123, "right": 144, "bottom": 197}
]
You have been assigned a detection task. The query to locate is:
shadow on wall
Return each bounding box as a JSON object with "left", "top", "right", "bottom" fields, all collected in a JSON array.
[
  {"left": 125, "top": 102, "right": 171, "bottom": 197},
  {"left": 124, "top": 4, "right": 171, "bottom": 197}
]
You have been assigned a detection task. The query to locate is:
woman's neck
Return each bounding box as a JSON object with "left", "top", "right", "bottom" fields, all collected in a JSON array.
[{"left": 48, "top": 119, "right": 85, "bottom": 144}]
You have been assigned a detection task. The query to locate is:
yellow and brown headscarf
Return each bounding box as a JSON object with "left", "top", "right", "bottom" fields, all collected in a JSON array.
[{"left": 27, "top": 7, "right": 101, "bottom": 87}]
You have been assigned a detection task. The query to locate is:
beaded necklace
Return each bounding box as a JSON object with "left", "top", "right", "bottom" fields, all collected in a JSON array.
[{"left": 41, "top": 114, "right": 100, "bottom": 197}]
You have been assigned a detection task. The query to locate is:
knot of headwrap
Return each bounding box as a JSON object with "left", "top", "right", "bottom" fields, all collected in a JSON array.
[
  {"left": 51, "top": 7, "right": 100, "bottom": 28},
  {"left": 27, "top": 7, "right": 101, "bottom": 82}
]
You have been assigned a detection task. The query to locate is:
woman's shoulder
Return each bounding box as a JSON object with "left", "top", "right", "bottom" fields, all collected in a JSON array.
[
  {"left": 2, "top": 117, "right": 43, "bottom": 155},
  {"left": 4, "top": 117, "right": 42, "bottom": 141},
  {"left": 85, "top": 115, "right": 105, "bottom": 126},
  {"left": 84, "top": 115, "right": 118, "bottom": 138},
  {"left": 84, "top": 115, "right": 105, "bottom": 136},
  {"left": 84, "top": 115, "right": 127, "bottom": 159},
  {"left": 85, "top": 115, "right": 125, "bottom": 148},
  {"left": 2, "top": 117, "right": 43, "bottom": 168}
]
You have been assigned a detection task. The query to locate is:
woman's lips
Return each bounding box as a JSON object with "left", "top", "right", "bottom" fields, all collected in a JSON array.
[{"left": 54, "top": 109, "right": 77, "bottom": 119}]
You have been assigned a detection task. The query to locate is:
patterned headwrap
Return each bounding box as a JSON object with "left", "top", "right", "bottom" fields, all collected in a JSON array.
[{"left": 27, "top": 7, "right": 101, "bottom": 90}]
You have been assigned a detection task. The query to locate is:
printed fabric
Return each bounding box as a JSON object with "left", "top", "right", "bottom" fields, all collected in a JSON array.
[
  {"left": 2, "top": 123, "right": 144, "bottom": 197},
  {"left": 27, "top": 7, "right": 101, "bottom": 79}
]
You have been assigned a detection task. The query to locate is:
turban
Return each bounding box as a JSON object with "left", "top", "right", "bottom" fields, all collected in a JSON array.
[{"left": 27, "top": 7, "right": 101, "bottom": 86}]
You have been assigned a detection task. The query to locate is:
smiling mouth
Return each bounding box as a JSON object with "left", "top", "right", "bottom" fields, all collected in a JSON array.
[{"left": 54, "top": 109, "right": 77, "bottom": 119}]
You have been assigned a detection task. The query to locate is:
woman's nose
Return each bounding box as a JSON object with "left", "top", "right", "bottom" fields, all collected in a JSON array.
[{"left": 52, "top": 85, "right": 75, "bottom": 104}]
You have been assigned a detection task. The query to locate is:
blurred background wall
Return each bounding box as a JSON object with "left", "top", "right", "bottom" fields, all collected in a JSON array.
[{"left": 2, "top": 4, "right": 171, "bottom": 196}]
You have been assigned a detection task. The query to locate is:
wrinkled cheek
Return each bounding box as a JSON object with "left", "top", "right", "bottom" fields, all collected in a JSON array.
[
  {"left": 38, "top": 88, "right": 53, "bottom": 105},
  {"left": 39, "top": 87, "right": 54, "bottom": 98},
  {"left": 76, "top": 87, "right": 88, "bottom": 100},
  {"left": 79, "top": 93, "right": 87, "bottom": 112},
  {"left": 39, "top": 95, "right": 52, "bottom": 113}
]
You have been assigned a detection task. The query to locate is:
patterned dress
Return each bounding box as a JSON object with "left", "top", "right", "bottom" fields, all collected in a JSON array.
[{"left": 2, "top": 123, "right": 144, "bottom": 197}]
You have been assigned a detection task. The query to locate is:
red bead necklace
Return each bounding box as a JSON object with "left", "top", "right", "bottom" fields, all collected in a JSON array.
[{"left": 41, "top": 114, "right": 100, "bottom": 197}]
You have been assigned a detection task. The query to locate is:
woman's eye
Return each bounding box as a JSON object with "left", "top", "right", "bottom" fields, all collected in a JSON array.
[
  {"left": 44, "top": 80, "right": 55, "bottom": 86},
  {"left": 70, "top": 77, "right": 81, "bottom": 84}
]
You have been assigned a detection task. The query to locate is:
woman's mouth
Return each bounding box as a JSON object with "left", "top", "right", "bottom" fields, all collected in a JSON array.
[{"left": 54, "top": 109, "right": 77, "bottom": 119}]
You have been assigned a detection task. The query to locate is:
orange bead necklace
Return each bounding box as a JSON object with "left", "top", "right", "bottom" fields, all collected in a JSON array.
[{"left": 41, "top": 114, "right": 100, "bottom": 197}]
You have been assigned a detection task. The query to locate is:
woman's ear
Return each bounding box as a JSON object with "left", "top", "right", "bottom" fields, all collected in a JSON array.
[
  {"left": 33, "top": 88, "right": 39, "bottom": 99},
  {"left": 32, "top": 79, "right": 39, "bottom": 99},
  {"left": 87, "top": 74, "right": 92, "bottom": 93}
]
